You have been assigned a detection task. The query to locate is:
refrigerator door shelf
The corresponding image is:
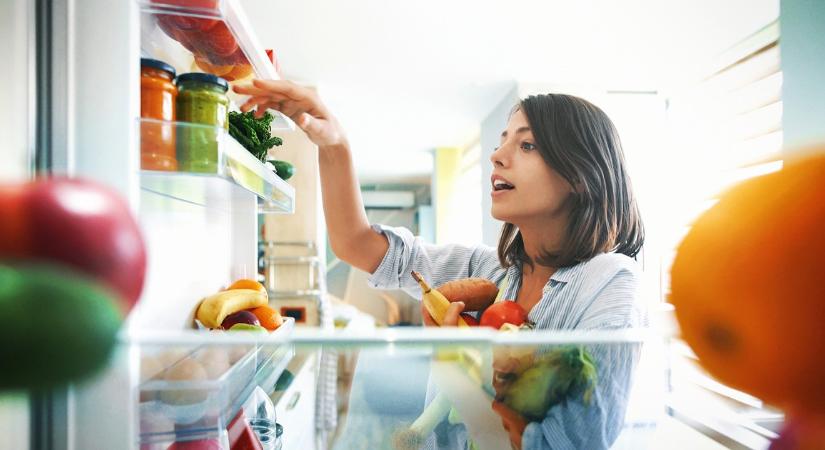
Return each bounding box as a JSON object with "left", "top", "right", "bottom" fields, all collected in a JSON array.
[
  {"left": 137, "top": 0, "right": 293, "bottom": 130},
  {"left": 139, "top": 118, "right": 295, "bottom": 214},
  {"left": 137, "top": 318, "right": 295, "bottom": 447}
]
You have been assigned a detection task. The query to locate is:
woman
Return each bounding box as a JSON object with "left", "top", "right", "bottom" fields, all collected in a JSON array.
[{"left": 235, "top": 80, "right": 646, "bottom": 449}]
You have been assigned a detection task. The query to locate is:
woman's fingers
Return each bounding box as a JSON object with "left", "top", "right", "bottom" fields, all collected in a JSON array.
[
  {"left": 251, "top": 79, "right": 308, "bottom": 101},
  {"left": 233, "top": 79, "right": 302, "bottom": 98},
  {"left": 421, "top": 304, "right": 437, "bottom": 327},
  {"left": 441, "top": 301, "right": 465, "bottom": 326}
]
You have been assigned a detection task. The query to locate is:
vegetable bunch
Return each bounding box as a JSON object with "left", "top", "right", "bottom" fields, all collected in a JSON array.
[{"left": 228, "top": 110, "right": 283, "bottom": 162}]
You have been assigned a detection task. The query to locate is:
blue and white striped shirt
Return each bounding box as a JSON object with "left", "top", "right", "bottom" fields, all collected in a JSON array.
[{"left": 367, "top": 224, "right": 646, "bottom": 450}]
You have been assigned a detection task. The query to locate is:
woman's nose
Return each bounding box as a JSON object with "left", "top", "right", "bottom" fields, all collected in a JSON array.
[{"left": 490, "top": 146, "right": 506, "bottom": 167}]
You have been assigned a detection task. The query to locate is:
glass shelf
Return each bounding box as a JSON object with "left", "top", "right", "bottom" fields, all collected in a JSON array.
[
  {"left": 137, "top": 318, "right": 295, "bottom": 448},
  {"left": 138, "top": 0, "right": 293, "bottom": 129},
  {"left": 126, "top": 326, "right": 671, "bottom": 450},
  {"left": 139, "top": 118, "right": 295, "bottom": 213}
]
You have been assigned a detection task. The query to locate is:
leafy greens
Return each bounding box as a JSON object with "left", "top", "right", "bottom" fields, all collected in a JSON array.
[{"left": 228, "top": 110, "right": 283, "bottom": 162}]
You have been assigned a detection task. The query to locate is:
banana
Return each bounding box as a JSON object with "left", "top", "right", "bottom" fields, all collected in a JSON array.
[
  {"left": 195, "top": 289, "right": 268, "bottom": 328},
  {"left": 411, "top": 271, "right": 468, "bottom": 327}
]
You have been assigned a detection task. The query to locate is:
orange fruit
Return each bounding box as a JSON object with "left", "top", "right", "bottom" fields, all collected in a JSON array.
[
  {"left": 227, "top": 278, "right": 266, "bottom": 295},
  {"left": 670, "top": 151, "right": 825, "bottom": 415},
  {"left": 250, "top": 305, "right": 283, "bottom": 331}
]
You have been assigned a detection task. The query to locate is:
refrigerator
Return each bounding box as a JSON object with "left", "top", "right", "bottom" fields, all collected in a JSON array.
[{"left": 0, "top": 1, "right": 796, "bottom": 449}]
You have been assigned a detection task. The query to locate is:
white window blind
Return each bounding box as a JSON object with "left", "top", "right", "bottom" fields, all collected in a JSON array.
[
  {"left": 662, "top": 21, "right": 784, "bottom": 447},
  {"left": 662, "top": 21, "right": 783, "bottom": 300}
]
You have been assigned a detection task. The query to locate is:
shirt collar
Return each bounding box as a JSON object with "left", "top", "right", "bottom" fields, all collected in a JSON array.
[{"left": 549, "top": 266, "right": 574, "bottom": 284}]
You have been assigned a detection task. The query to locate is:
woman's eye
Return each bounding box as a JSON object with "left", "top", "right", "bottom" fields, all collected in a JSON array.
[{"left": 520, "top": 142, "right": 536, "bottom": 151}]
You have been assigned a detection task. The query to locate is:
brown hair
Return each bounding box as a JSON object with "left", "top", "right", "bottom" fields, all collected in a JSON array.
[{"left": 498, "top": 94, "right": 644, "bottom": 268}]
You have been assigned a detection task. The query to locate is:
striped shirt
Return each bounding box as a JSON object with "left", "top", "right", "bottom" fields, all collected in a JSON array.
[{"left": 367, "top": 224, "right": 646, "bottom": 450}]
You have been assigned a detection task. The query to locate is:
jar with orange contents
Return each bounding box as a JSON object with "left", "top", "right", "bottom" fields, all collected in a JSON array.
[{"left": 140, "top": 58, "right": 178, "bottom": 171}]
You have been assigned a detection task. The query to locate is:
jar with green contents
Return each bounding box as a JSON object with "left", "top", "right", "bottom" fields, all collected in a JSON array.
[{"left": 175, "top": 73, "right": 230, "bottom": 173}]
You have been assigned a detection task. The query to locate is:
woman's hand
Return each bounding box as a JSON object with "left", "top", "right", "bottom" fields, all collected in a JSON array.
[
  {"left": 421, "top": 301, "right": 465, "bottom": 327},
  {"left": 491, "top": 400, "right": 527, "bottom": 450},
  {"left": 233, "top": 79, "right": 346, "bottom": 148}
]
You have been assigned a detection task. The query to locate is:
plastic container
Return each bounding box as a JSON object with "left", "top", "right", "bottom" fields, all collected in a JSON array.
[
  {"left": 176, "top": 73, "right": 230, "bottom": 173},
  {"left": 137, "top": 319, "right": 295, "bottom": 448},
  {"left": 140, "top": 58, "right": 178, "bottom": 171}
]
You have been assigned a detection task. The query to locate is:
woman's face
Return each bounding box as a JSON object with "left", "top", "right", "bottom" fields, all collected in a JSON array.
[{"left": 489, "top": 109, "right": 574, "bottom": 225}]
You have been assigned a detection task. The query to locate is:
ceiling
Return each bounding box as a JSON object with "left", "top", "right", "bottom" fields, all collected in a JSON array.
[{"left": 243, "top": 0, "right": 779, "bottom": 183}]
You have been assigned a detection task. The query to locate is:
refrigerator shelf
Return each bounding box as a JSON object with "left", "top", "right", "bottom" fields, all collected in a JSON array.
[
  {"left": 138, "top": 0, "right": 293, "bottom": 129},
  {"left": 138, "top": 318, "right": 295, "bottom": 447},
  {"left": 139, "top": 118, "right": 295, "bottom": 214}
]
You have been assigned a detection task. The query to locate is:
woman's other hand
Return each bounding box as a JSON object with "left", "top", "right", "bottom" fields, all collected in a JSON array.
[
  {"left": 421, "top": 301, "right": 465, "bottom": 327},
  {"left": 491, "top": 400, "right": 527, "bottom": 450},
  {"left": 233, "top": 79, "right": 346, "bottom": 147}
]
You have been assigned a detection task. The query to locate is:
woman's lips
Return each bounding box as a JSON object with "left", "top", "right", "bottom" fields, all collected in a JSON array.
[{"left": 491, "top": 175, "right": 515, "bottom": 199}]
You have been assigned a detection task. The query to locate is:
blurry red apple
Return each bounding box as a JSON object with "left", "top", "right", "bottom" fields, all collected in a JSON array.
[
  {"left": 220, "top": 310, "right": 260, "bottom": 329},
  {"left": 0, "top": 178, "right": 147, "bottom": 311}
]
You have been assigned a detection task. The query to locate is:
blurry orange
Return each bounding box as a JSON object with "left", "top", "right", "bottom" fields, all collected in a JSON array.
[
  {"left": 670, "top": 151, "right": 825, "bottom": 415},
  {"left": 250, "top": 305, "right": 283, "bottom": 331},
  {"left": 227, "top": 279, "right": 266, "bottom": 296}
]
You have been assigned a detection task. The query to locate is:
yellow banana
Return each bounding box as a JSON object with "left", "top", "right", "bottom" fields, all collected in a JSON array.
[
  {"left": 196, "top": 289, "right": 268, "bottom": 328},
  {"left": 411, "top": 271, "right": 468, "bottom": 327}
]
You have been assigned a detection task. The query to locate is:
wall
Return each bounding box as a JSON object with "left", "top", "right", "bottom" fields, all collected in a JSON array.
[
  {"left": 479, "top": 84, "right": 519, "bottom": 246},
  {"left": 780, "top": 0, "right": 825, "bottom": 150}
]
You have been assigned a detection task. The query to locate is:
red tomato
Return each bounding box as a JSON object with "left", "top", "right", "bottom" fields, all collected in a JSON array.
[
  {"left": 151, "top": 0, "right": 219, "bottom": 31},
  {"left": 460, "top": 312, "right": 479, "bottom": 326},
  {"left": 199, "top": 22, "right": 238, "bottom": 56},
  {"left": 0, "top": 178, "right": 147, "bottom": 312},
  {"left": 479, "top": 301, "right": 528, "bottom": 329}
]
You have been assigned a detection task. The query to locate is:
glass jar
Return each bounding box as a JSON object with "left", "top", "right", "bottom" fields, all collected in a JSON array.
[
  {"left": 140, "top": 58, "right": 178, "bottom": 171},
  {"left": 175, "top": 73, "right": 230, "bottom": 173}
]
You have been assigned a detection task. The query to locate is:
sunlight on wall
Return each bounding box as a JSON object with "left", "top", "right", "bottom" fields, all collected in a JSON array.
[{"left": 434, "top": 145, "right": 482, "bottom": 246}]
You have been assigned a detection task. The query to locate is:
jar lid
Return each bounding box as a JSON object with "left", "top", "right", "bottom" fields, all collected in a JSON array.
[
  {"left": 176, "top": 72, "right": 229, "bottom": 91},
  {"left": 140, "top": 58, "right": 176, "bottom": 78}
]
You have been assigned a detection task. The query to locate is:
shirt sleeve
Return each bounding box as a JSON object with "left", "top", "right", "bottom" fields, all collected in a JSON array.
[
  {"left": 521, "top": 269, "right": 645, "bottom": 450},
  {"left": 366, "top": 224, "right": 503, "bottom": 300}
]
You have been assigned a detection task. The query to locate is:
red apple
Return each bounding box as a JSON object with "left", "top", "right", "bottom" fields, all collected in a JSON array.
[
  {"left": 0, "top": 178, "right": 147, "bottom": 312},
  {"left": 479, "top": 301, "right": 528, "bottom": 329},
  {"left": 220, "top": 310, "right": 260, "bottom": 329}
]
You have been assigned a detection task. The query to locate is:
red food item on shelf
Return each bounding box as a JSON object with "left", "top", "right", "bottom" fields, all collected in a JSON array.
[
  {"left": 0, "top": 178, "right": 147, "bottom": 312},
  {"left": 156, "top": 16, "right": 200, "bottom": 53},
  {"left": 166, "top": 439, "right": 222, "bottom": 450},
  {"left": 479, "top": 301, "right": 528, "bottom": 329},
  {"left": 227, "top": 410, "right": 263, "bottom": 450},
  {"left": 206, "top": 48, "right": 248, "bottom": 67},
  {"left": 151, "top": 0, "right": 219, "bottom": 31},
  {"left": 199, "top": 22, "right": 238, "bottom": 57}
]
